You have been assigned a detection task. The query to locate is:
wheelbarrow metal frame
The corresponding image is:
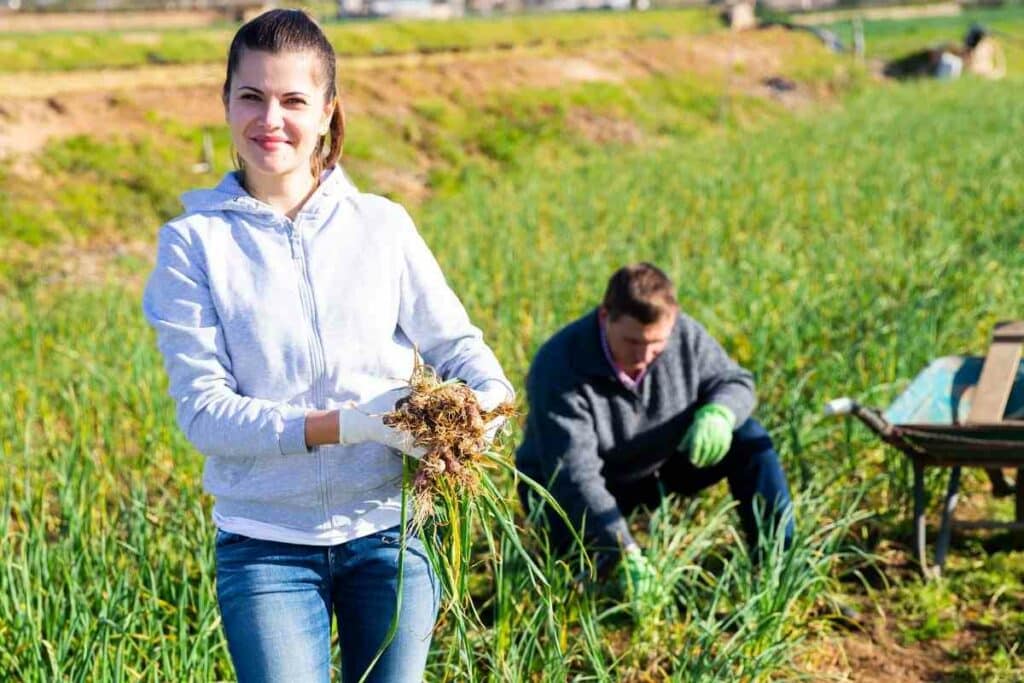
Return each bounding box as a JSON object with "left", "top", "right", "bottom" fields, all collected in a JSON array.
[
  {"left": 829, "top": 320, "right": 1024, "bottom": 578},
  {"left": 840, "top": 403, "right": 1024, "bottom": 577}
]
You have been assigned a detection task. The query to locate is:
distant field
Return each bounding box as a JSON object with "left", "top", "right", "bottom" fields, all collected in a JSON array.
[
  {"left": 810, "top": 3, "right": 1024, "bottom": 70},
  {"left": 0, "top": 8, "right": 718, "bottom": 72}
]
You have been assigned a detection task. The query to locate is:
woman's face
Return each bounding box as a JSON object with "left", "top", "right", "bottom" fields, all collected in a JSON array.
[{"left": 225, "top": 48, "right": 332, "bottom": 185}]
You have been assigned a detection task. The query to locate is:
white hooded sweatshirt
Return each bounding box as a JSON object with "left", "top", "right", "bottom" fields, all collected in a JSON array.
[{"left": 143, "top": 168, "right": 512, "bottom": 544}]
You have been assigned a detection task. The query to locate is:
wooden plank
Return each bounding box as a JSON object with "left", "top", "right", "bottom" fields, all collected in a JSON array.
[
  {"left": 967, "top": 321, "right": 1024, "bottom": 425},
  {"left": 993, "top": 321, "right": 1024, "bottom": 343}
]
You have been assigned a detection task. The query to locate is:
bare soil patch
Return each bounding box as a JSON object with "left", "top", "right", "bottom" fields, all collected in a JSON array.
[
  {"left": 566, "top": 107, "right": 645, "bottom": 144},
  {"left": 0, "top": 9, "right": 226, "bottom": 33},
  {"left": 0, "top": 29, "right": 822, "bottom": 158}
]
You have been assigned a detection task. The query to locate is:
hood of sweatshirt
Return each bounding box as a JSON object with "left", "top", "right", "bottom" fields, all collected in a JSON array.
[{"left": 180, "top": 167, "right": 359, "bottom": 220}]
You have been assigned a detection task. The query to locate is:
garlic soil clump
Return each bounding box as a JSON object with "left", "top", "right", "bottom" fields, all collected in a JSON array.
[{"left": 383, "top": 356, "right": 516, "bottom": 527}]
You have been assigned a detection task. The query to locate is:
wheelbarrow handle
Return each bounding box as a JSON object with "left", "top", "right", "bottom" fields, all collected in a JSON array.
[
  {"left": 823, "top": 397, "right": 896, "bottom": 439},
  {"left": 824, "top": 397, "right": 857, "bottom": 416}
]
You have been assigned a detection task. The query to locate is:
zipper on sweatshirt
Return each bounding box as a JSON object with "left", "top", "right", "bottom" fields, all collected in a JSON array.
[{"left": 288, "top": 220, "right": 332, "bottom": 523}]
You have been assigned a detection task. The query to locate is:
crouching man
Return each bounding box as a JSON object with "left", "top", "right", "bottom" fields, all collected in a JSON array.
[{"left": 516, "top": 263, "right": 794, "bottom": 594}]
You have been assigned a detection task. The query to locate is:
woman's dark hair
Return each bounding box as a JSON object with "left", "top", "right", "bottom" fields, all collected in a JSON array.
[
  {"left": 602, "top": 262, "right": 678, "bottom": 323},
  {"left": 223, "top": 9, "right": 345, "bottom": 180}
]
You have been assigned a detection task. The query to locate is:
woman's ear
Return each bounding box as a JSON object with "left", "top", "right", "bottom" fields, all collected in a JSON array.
[{"left": 320, "top": 97, "right": 337, "bottom": 135}]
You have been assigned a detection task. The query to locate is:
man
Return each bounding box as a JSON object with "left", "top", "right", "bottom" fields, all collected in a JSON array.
[{"left": 516, "top": 263, "right": 794, "bottom": 592}]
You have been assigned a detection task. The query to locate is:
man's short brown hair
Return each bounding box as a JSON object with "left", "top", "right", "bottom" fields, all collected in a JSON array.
[{"left": 601, "top": 263, "right": 678, "bottom": 324}]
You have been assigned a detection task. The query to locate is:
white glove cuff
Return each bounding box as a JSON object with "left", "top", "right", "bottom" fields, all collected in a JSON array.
[
  {"left": 337, "top": 405, "right": 377, "bottom": 446},
  {"left": 473, "top": 384, "right": 513, "bottom": 412}
]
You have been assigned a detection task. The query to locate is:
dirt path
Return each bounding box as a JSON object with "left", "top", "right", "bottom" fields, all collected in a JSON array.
[
  {"left": 803, "top": 623, "right": 959, "bottom": 682},
  {"left": 0, "top": 29, "right": 820, "bottom": 158},
  {"left": 791, "top": 1, "right": 960, "bottom": 26},
  {"left": 0, "top": 9, "right": 227, "bottom": 33}
]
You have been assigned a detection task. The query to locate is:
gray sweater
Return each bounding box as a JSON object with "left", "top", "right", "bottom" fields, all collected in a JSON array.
[{"left": 516, "top": 309, "right": 755, "bottom": 551}]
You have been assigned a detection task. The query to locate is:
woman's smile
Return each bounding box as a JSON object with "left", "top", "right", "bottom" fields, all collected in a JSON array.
[{"left": 250, "top": 135, "right": 291, "bottom": 151}]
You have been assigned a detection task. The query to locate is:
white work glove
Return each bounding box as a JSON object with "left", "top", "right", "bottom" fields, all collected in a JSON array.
[
  {"left": 473, "top": 385, "right": 513, "bottom": 444},
  {"left": 337, "top": 388, "right": 428, "bottom": 459}
]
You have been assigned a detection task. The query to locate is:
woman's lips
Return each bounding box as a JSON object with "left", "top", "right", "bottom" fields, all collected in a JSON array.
[{"left": 252, "top": 137, "right": 289, "bottom": 151}]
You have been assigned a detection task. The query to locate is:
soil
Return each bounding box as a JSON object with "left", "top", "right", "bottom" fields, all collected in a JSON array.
[
  {"left": 0, "top": 9, "right": 227, "bottom": 33},
  {"left": 804, "top": 624, "right": 963, "bottom": 682},
  {"left": 0, "top": 29, "right": 825, "bottom": 159}
]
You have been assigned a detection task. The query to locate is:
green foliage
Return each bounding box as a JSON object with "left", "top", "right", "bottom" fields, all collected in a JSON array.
[
  {"left": 40, "top": 136, "right": 184, "bottom": 236},
  {"left": 3, "top": 37, "right": 1024, "bottom": 682},
  {"left": 882, "top": 546, "right": 1024, "bottom": 678},
  {"left": 0, "top": 288, "right": 223, "bottom": 681},
  {"left": 0, "top": 126, "right": 231, "bottom": 288}
]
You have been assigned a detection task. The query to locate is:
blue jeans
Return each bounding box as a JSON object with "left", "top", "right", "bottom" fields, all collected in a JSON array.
[{"left": 215, "top": 526, "right": 439, "bottom": 683}]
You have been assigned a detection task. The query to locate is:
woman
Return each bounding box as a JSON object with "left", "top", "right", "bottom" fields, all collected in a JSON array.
[{"left": 142, "top": 9, "right": 512, "bottom": 682}]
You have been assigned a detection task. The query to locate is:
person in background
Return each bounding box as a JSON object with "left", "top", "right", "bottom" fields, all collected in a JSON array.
[
  {"left": 516, "top": 262, "right": 793, "bottom": 599},
  {"left": 143, "top": 10, "right": 512, "bottom": 682}
]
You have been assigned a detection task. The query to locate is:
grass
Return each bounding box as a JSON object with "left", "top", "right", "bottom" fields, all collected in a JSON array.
[
  {"left": 3, "top": 14, "right": 1024, "bottom": 681},
  {"left": 0, "top": 8, "right": 718, "bottom": 72},
  {"left": 4, "top": 76, "right": 1024, "bottom": 679}
]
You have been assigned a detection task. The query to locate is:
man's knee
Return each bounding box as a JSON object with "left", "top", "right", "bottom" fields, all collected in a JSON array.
[
  {"left": 723, "top": 419, "right": 791, "bottom": 505},
  {"left": 731, "top": 418, "right": 776, "bottom": 457},
  {"left": 716, "top": 418, "right": 779, "bottom": 479}
]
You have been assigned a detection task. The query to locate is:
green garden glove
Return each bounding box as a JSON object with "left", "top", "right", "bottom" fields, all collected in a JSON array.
[
  {"left": 678, "top": 403, "right": 735, "bottom": 468},
  {"left": 619, "top": 545, "right": 657, "bottom": 601}
]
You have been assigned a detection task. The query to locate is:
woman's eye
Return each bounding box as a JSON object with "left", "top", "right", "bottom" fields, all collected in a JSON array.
[
  {"left": 240, "top": 93, "right": 259, "bottom": 101},
  {"left": 287, "top": 98, "right": 307, "bottom": 106}
]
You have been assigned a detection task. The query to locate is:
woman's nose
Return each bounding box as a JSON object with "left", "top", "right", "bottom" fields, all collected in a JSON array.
[{"left": 259, "top": 100, "right": 283, "bottom": 127}]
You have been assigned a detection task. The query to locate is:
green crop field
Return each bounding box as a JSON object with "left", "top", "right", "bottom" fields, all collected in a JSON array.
[{"left": 2, "top": 7, "right": 1024, "bottom": 681}]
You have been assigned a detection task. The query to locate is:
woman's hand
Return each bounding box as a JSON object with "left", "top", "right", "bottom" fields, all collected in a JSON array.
[
  {"left": 473, "top": 385, "right": 513, "bottom": 444},
  {"left": 337, "top": 389, "right": 428, "bottom": 459}
]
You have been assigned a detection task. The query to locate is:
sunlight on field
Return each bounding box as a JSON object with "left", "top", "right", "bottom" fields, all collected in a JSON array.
[{"left": 2, "top": 7, "right": 1024, "bottom": 681}]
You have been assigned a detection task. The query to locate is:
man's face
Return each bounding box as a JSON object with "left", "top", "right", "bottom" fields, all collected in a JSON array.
[{"left": 600, "top": 308, "right": 677, "bottom": 379}]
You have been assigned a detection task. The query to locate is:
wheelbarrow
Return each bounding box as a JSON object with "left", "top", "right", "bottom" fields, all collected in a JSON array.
[{"left": 825, "top": 321, "right": 1024, "bottom": 577}]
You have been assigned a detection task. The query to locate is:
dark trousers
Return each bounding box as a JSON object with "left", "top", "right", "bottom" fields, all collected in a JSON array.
[
  {"left": 524, "top": 418, "right": 795, "bottom": 555},
  {"left": 609, "top": 418, "right": 794, "bottom": 549}
]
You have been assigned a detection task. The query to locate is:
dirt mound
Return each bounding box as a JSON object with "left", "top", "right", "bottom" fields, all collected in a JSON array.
[
  {"left": 0, "top": 29, "right": 826, "bottom": 159},
  {"left": 0, "top": 9, "right": 225, "bottom": 33}
]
